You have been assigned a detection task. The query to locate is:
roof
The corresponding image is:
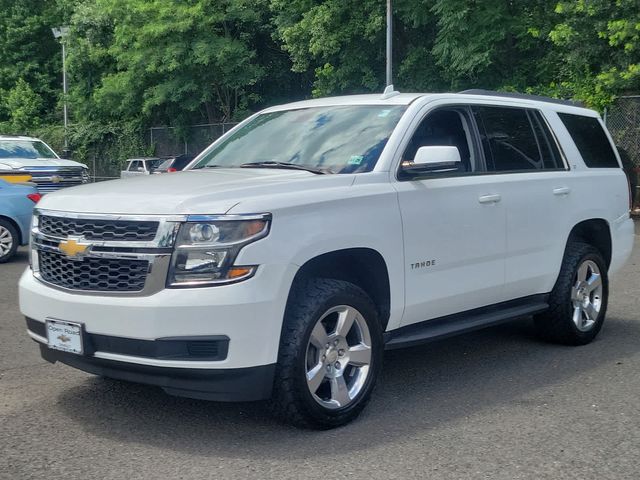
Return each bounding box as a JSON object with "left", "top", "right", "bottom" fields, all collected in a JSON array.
[
  {"left": 459, "top": 89, "right": 584, "bottom": 107},
  {"left": 0, "top": 135, "right": 41, "bottom": 141},
  {"left": 263, "top": 93, "right": 425, "bottom": 112},
  {"left": 264, "top": 90, "right": 595, "bottom": 115}
]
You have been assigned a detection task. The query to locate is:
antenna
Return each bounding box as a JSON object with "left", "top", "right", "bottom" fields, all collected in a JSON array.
[
  {"left": 386, "top": 0, "right": 393, "bottom": 86},
  {"left": 381, "top": 85, "right": 400, "bottom": 100}
]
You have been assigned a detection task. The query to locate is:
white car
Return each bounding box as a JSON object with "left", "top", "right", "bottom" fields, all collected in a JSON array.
[
  {"left": 20, "top": 90, "right": 635, "bottom": 428},
  {"left": 0, "top": 135, "right": 89, "bottom": 193},
  {"left": 120, "top": 158, "right": 164, "bottom": 178}
]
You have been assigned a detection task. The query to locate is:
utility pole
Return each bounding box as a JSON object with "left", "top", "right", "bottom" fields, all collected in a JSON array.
[
  {"left": 386, "top": 0, "right": 392, "bottom": 87},
  {"left": 52, "top": 27, "right": 70, "bottom": 156}
]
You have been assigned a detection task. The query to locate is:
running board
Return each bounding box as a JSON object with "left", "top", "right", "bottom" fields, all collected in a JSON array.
[{"left": 384, "top": 295, "right": 549, "bottom": 350}]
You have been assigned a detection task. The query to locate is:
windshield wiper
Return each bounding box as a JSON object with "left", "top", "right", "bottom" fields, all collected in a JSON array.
[
  {"left": 194, "top": 164, "right": 226, "bottom": 169},
  {"left": 240, "top": 161, "right": 329, "bottom": 175}
]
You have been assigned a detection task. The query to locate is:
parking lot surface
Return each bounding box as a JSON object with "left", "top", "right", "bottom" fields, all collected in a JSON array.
[{"left": 2, "top": 233, "right": 639, "bottom": 480}]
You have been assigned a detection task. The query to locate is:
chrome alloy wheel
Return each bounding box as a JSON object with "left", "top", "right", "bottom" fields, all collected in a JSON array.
[
  {"left": 305, "top": 305, "right": 372, "bottom": 409},
  {"left": 571, "top": 260, "right": 603, "bottom": 332},
  {"left": 0, "top": 225, "right": 13, "bottom": 257}
]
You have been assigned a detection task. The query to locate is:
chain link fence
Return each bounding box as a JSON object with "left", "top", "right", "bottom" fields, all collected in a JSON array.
[
  {"left": 605, "top": 96, "right": 640, "bottom": 210},
  {"left": 85, "top": 122, "right": 239, "bottom": 181},
  {"left": 605, "top": 96, "right": 640, "bottom": 167},
  {"left": 149, "top": 123, "right": 238, "bottom": 158}
]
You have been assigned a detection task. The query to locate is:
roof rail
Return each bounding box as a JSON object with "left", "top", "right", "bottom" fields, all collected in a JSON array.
[{"left": 459, "top": 89, "right": 584, "bottom": 108}]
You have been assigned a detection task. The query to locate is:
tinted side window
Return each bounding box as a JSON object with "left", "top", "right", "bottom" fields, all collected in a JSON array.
[
  {"left": 557, "top": 113, "right": 619, "bottom": 168},
  {"left": 530, "top": 111, "right": 562, "bottom": 169},
  {"left": 474, "top": 106, "right": 545, "bottom": 172}
]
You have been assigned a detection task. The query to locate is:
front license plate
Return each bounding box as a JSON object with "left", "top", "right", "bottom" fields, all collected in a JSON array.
[{"left": 45, "top": 319, "right": 83, "bottom": 355}]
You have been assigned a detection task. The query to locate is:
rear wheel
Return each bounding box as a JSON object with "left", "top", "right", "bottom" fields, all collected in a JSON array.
[
  {"left": 534, "top": 242, "right": 608, "bottom": 345},
  {"left": 0, "top": 219, "right": 18, "bottom": 263},
  {"left": 271, "top": 278, "right": 383, "bottom": 429}
]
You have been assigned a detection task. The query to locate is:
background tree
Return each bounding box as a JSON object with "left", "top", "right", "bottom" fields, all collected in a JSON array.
[
  {"left": 272, "top": 0, "right": 391, "bottom": 96},
  {"left": 549, "top": 0, "right": 640, "bottom": 109},
  {"left": 0, "top": 0, "right": 639, "bottom": 166},
  {"left": 0, "top": 0, "right": 73, "bottom": 126},
  {"left": 76, "top": 0, "right": 269, "bottom": 124}
]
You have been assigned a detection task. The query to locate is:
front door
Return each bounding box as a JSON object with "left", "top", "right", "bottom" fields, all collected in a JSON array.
[{"left": 393, "top": 106, "right": 507, "bottom": 327}]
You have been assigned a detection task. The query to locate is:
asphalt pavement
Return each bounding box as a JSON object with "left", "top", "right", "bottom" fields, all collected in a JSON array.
[{"left": 2, "top": 232, "right": 640, "bottom": 480}]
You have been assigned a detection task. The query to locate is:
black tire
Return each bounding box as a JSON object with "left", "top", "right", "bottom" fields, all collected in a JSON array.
[
  {"left": 534, "top": 242, "right": 608, "bottom": 345},
  {"left": 0, "top": 218, "right": 19, "bottom": 264},
  {"left": 271, "top": 278, "right": 383, "bottom": 429}
]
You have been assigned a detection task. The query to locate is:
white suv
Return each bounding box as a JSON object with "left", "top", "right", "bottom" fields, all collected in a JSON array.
[
  {"left": 0, "top": 136, "right": 89, "bottom": 193},
  {"left": 19, "top": 90, "right": 635, "bottom": 428}
]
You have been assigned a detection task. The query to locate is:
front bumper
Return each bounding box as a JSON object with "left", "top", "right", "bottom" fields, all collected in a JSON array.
[
  {"left": 38, "top": 343, "right": 275, "bottom": 401},
  {"left": 20, "top": 260, "right": 298, "bottom": 400},
  {"left": 20, "top": 262, "right": 296, "bottom": 369}
]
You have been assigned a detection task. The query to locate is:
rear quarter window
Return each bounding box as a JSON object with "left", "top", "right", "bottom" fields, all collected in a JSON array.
[{"left": 557, "top": 113, "right": 619, "bottom": 168}]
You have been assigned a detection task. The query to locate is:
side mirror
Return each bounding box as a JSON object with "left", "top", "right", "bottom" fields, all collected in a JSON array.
[{"left": 403, "top": 146, "right": 462, "bottom": 174}]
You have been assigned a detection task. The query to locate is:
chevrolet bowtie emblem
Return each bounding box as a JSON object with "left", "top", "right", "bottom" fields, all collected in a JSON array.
[
  {"left": 58, "top": 238, "right": 90, "bottom": 258},
  {"left": 57, "top": 334, "right": 71, "bottom": 343},
  {"left": 51, "top": 175, "right": 62, "bottom": 184}
]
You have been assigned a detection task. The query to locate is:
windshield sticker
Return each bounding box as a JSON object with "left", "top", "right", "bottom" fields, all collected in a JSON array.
[
  {"left": 378, "top": 110, "right": 391, "bottom": 117},
  {"left": 348, "top": 155, "right": 364, "bottom": 165}
]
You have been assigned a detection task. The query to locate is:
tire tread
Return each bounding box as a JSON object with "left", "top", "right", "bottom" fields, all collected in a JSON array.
[
  {"left": 270, "top": 277, "right": 381, "bottom": 429},
  {"left": 534, "top": 242, "right": 608, "bottom": 345}
]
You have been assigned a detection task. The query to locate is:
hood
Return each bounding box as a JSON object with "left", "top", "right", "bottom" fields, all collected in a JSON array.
[
  {"left": 37, "top": 168, "right": 355, "bottom": 215},
  {"left": 0, "top": 157, "right": 88, "bottom": 169}
]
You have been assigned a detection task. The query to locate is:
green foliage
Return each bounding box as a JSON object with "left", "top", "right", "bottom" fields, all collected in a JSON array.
[
  {"left": 67, "top": 120, "right": 152, "bottom": 177},
  {"left": 0, "top": 78, "right": 43, "bottom": 132},
  {"left": 548, "top": 0, "right": 640, "bottom": 109},
  {"left": 430, "top": 0, "right": 559, "bottom": 91},
  {"left": 29, "top": 120, "right": 152, "bottom": 178},
  {"left": 69, "top": 0, "right": 272, "bottom": 124},
  {"left": 272, "top": 0, "right": 387, "bottom": 96},
  {"left": 1, "top": 0, "right": 640, "bottom": 176},
  {"left": 0, "top": 0, "right": 75, "bottom": 125}
]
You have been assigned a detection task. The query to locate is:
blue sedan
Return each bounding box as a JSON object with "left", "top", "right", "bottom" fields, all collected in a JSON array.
[{"left": 0, "top": 179, "right": 40, "bottom": 262}]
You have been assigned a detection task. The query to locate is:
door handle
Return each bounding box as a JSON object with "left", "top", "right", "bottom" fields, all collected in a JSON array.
[
  {"left": 553, "top": 186, "right": 571, "bottom": 196},
  {"left": 478, "top": 194, "right": 501, "bottom": 204}
]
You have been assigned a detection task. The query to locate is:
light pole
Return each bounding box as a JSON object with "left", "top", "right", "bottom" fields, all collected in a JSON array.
[
  {"left": 52, "top": 26, "right": 70, "bottom": 155},
  {"left": 386, "top": 0, "right": 392, "bottom": 87}
]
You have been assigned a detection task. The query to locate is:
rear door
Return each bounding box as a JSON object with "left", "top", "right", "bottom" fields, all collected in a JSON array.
[
  {"left": 393, "top": 105, "right": 508, "bottom": 327},
  {"left": 472, "top": 105, "right": 573, "bottom": 299}
]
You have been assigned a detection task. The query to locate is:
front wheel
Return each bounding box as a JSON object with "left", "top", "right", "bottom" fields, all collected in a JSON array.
[
  {"left": 0, "top": 219, "right": 18, "bottom": 263},
  {"left": 534, "top": 242, "right": 608, "bottom": 345},
  {"left": 271, "top": 278, "right": 383, "bottom": 429}
]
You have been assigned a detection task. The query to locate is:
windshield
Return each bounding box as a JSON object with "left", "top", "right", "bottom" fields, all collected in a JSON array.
[
  {"left": 192, "top": 105, "right": 406, "bottom": 174},
  {"left": 147, "top": 159, "right": 164, "bottom": 171},
  {"left": 0, "top": 140, "right": 57, "bottom": 159},
  {"left": 157, "top": 159, "right": 173, "bottom": 170}
]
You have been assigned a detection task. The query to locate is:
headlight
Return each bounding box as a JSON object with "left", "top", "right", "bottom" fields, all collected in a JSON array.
[
  {"left": 167, "top": 214, "right": 270, "bottom": 287},
  {"left": 81, "top": 168, "right": 90, "bottom": 183}
]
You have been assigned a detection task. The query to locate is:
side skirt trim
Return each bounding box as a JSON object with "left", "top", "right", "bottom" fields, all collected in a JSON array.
[{"left": 384, "top": 294, "right": 549, "bottom": 350}]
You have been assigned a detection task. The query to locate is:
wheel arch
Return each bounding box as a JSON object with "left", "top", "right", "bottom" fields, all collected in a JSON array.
[
  {"left": 565, "top": 218, "right": 612, "bottom": 268},
  {"left": 290, "top": 248, "right": 392, "bottom": 331},
  {"left": 0, "top": 214, "right": 22, "bottom": 240}
]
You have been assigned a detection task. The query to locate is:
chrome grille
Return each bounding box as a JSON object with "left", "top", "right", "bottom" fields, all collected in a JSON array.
[
  {"left": 38, "top": 250, "right": 149, "bottom": 292},
  {"left": 23, "top": 166, "right": 87, "bottom": 193},
  {"left": 32, "top": 210, "right": 182, "bottom": 296},
  {"left": 39, "top": 215, "right": 159, "bottom": 241}
]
